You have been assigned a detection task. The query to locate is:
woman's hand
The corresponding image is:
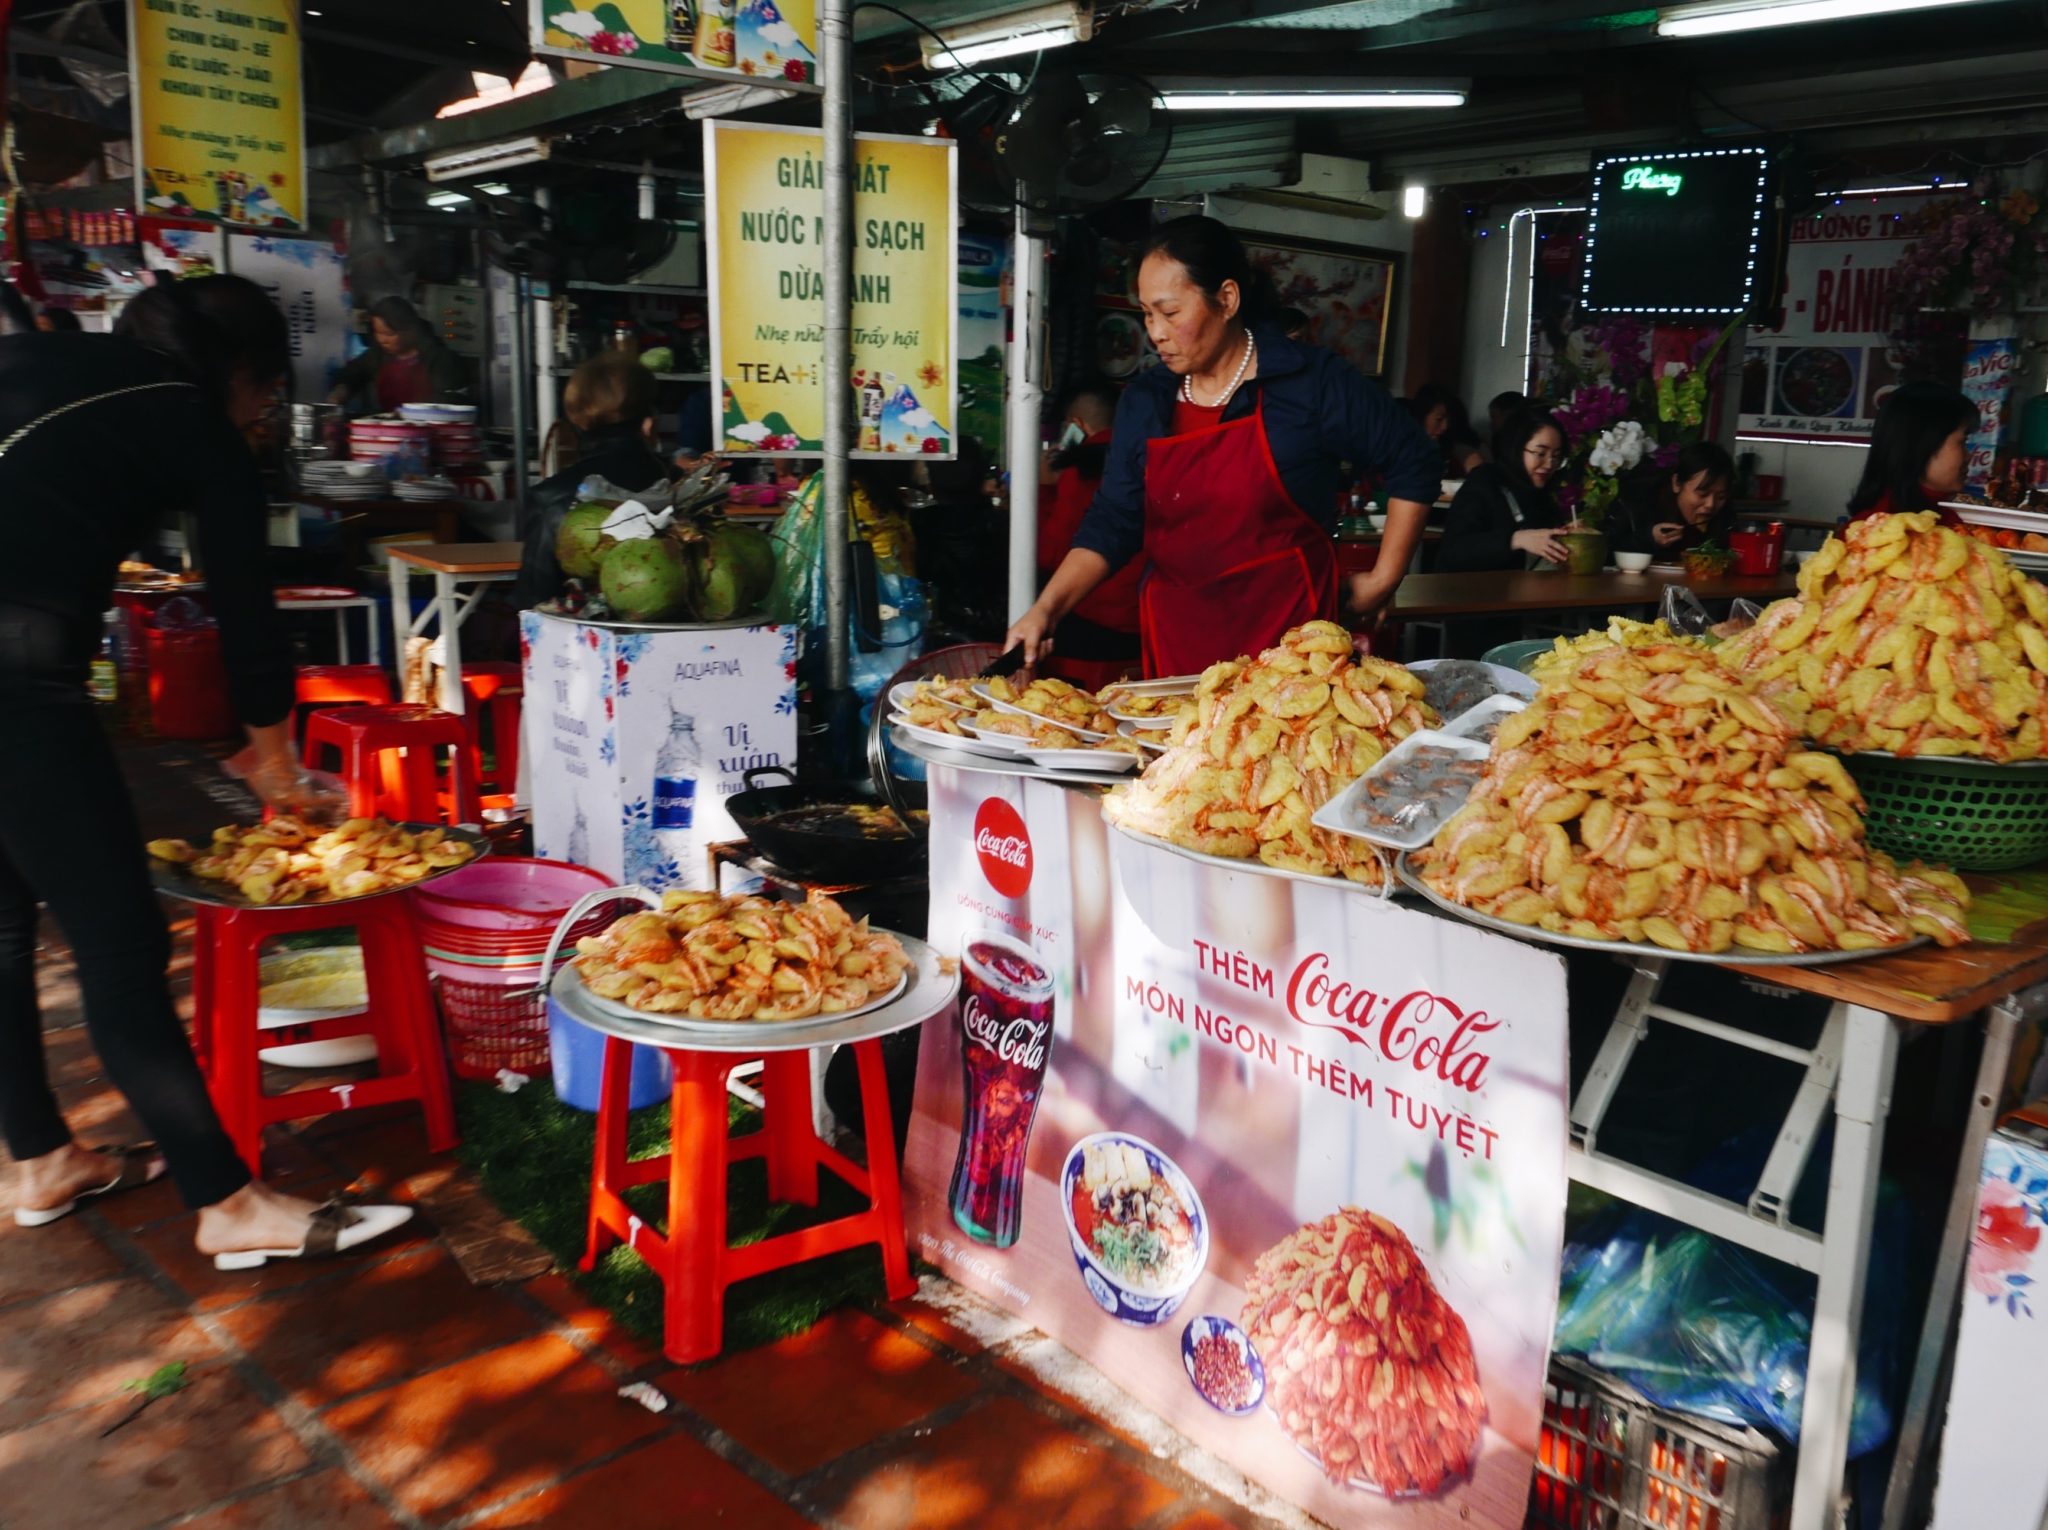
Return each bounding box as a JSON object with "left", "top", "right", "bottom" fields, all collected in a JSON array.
[
  {"left": 1652, "top": 522, "right": 1684, "bottom": 548},
  {"left": 1512, "top": 528, "right": 1570, "bottom": 564},
  {"left": 1345, "top": 570, "right": 1396, "bottom": 626},
  {"left": 226, "top": 725, "right": 349, "bottom": 824},
  {"left": 1003, "top": 605, "right": 1055, "bottom": 667}
]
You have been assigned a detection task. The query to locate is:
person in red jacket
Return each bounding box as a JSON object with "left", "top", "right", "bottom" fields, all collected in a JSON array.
[{"left": 1037, "top": 387, "right": 1140, "bottom": 686}]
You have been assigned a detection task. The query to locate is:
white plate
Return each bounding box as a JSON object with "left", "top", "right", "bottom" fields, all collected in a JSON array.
[
  {"left": 1110, "top": 824, "right": 1391, "bottom": 890},
  {"left": 1100, "top": 676, "right": 1199, "bottom": 726},
  {"left": 1311, "top": 731, "right": 1490, "bottom": 851},
  {"left": 972, "top": 684, "right": 1111, "bottom": 742},
  {"left": 1946, "top": 503, "right": 2048, "bottom": 533},
  {"left": 562, "top": 964, "right": 908, "bottom": 1033},
  {"left": 889, "top": 680, "right": 978, "bottom": 716},
  {"left": 1407, "top": 658, "right": 1539, "bottom": 715},
  {"left": 1118, "top": 721, "right": 1168, "bottom": 756},
  {"left": 1024, "top": 744, "right": 1141, "bottom": 774},
  {"left": 966, "top": 721, "right": 1046, "bottom": 755},
  {"left": 1440, "top": 693, "right": 1527, "bottom": 745},
  {"left": 886, "top": 712, "right": 1019, "bottom": 759},
  {"left": 1390, "top": 855, "right": 1926, "bottom": 966}
]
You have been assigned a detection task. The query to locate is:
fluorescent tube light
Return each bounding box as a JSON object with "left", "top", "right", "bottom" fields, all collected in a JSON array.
[
  {"left": 1832, "top": 181, "right": 1940, "bottom": 195},
  {"left": 1402, "top": 183, "right": 1427, "bottom": 218},
  {"left": 921, "top": 3, "right": 1090, "bottom": 69},
  {"left": 1658, "top": 0, "right": 1985, "bottom": 38},
  {"left": 424, "top": 136, "right": 551, "bottom": 182},
  {"left": 1158, "top": 89, "right": 1465, "bottom": 111}
]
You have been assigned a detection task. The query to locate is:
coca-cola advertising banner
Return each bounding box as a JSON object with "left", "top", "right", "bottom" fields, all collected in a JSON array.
[
  {"left": 1736, "top": 194, "right": 1933, "bottom": 443},
  {"left": 904, "top": 766, "right": 1571, "bottom": 1528}
]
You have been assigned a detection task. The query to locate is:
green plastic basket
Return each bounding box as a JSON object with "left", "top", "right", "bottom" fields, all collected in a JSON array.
[
  {"left": 1481, "top": 638, "right": 1556, "bottom": 675},
  {"left": 1842, "top": 751, "right": 2048, "bottom": 872}
]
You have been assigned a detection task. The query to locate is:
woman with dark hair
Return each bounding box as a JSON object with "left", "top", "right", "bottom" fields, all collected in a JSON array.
[
  {"left": 1613, "top": 440, "right": 1738, "bottom": 556},
  {"left": 328, "top": 295, "right": 469, "bottom": 413},
  {"left": 1406, "top": 383, "right": 1484, "bottom": 476},
  {"left": 1438, "top": 409, "right": 1570, "bottom": 573},
  {"left": 1848, "top": 381, "right": 1977, "bottom": 525},
  {"left": 0, "top": 276, "right": 412, "bottom": 1264},
  {"left": 1005, "top": 215, "right": 1438, "bottom": 674},
  {"left": 514, "top": 355, "right": 673, "bottom": 609}
]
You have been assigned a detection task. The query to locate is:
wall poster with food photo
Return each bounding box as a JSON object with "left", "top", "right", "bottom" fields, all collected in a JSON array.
[
  {"left": 1242, "top": 235, "right": 1399, "bottom": 379},
  {"left": 903, "top": 765, "right": 1572, "bottom": 1529}
]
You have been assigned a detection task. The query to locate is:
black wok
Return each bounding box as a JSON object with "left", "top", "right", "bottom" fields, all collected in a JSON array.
[{"left": 725, "top": 767, "right": 927, "bottom": 884}]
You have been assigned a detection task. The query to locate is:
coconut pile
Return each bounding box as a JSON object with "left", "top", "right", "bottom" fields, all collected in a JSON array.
[{"left": 551, "top": 460, "right": 777, "bottom": 623}]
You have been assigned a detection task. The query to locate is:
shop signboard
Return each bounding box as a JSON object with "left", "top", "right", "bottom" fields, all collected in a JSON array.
[
  {"left": 903, "top": 765, "right": 1571, "bottom": 1529},
  {"left": 224, "top": 233, "right": 348, "bottom": 404},
  {"left": 705, "top": 121, "right": 958, "bottom": 459},
  {"left": 129, "top": 0, "right": 305, "bottom": 229},
  {"left": 520, "top": 612, "right": 797, "bottom": 891},
  {"left": 1737, "top": 194, "right": 1933, "bottom": 443},
  {"left": 532, "top": 0, "right": 819, "bottom": 89}
]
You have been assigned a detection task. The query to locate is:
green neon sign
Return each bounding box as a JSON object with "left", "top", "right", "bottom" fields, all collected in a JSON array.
[{"left": 1621, "top": 164, "right": 1684, "bottom": 197}]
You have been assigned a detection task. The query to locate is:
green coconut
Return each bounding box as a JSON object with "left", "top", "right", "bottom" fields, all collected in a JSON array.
[
  {"left": 599, "top": 536, "right": 696, "bottom": 622},
  {"left": 556, "top": 503, "right": 618, "bottom": 581},
  {"left": 687, "top": 520, "right": 778, "bottom": 621}
]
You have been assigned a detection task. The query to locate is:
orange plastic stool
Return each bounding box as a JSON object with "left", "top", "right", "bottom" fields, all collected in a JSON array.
[
  {"left": 582, "top": 1040, "right": 916, "bottom": 1364},
  {"left": 190, "top": 895, "right": 457, "bottom": 1174},
  {"left": 303, "top": 704, "right": 480, "bottom": 825},
  {"left": 295, "top": 664, "right": 394, "bottom": 707},
  {"left": 459, "top": 662, "right": 523, "bottom": 794}
]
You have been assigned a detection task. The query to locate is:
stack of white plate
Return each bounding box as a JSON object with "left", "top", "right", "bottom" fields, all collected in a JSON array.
[
  {"left": 299, "top": 460, "right": 390, "bottom": 500},
  {"left": 398, "top": 402, "right": 478, "bottom": 426},
  {"left": 393, "top": 475, "right": 459, "bottom": 502}
]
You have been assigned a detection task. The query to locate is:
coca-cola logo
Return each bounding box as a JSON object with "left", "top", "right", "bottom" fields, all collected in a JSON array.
[
  {"left": 1284, "top": 953, "right": 1498, "bottom": 1093},
  {"left": 974, "top": 797, "right": 1032, "bottom": 897},
  {"left": 962, "top": 995, "right": 1051, "bottom": 1071}
]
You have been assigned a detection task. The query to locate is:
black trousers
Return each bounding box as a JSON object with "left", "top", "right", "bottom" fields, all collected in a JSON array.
[{"left": 0, "top": 694, "right": 250, "bottom": 1209}]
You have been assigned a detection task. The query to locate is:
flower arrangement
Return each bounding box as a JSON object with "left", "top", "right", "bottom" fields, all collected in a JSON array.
[
  {"left": 1889, "top": 190, "right": 2048, "bottom": 325},
  {"left": 1543, "top": 316, "right": 1733, "bottom": 526}
]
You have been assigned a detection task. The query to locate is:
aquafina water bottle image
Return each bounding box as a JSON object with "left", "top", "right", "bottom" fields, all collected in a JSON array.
[{"left": 653, "top": 702, "right": 701, "bottom": 864}]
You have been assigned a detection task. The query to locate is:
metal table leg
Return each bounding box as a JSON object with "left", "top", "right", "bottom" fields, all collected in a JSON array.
[
  {"left": 1879, "top": 986, "right": 2046, "bottom": 1530},
  {"left": 1791, "top": 1003, "right": 1899, "bottom": 1530},
  {"left": 387, "top": 551, "right": 410, "bottom": 692}
]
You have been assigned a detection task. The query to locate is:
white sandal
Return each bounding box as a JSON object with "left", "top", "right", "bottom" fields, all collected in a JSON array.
[
  {"left": 211, "top": 1198, "right": 415, "bottom": 1270},
  {"left": 13, "top": 1144, "right": 166, "bottom": 1228}
]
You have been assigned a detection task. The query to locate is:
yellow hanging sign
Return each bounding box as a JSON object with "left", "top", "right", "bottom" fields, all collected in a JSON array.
[
  {"left": 706, "top": 122, "right": 958, "bottom": 459},
  {"left": 130, "top": 0, "right": 305, "bottom": 229}
]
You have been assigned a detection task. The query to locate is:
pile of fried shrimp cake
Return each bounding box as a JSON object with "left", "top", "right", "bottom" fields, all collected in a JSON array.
[
  {"left": 1723, "top": 510, "right": 2048, "bottom": 760},
  {"left": 147, "top": 817, "right": 474, "bottom": 904},
  {"left": 1411, "top": 642, "right": 1971, "bottom": 953},
  {"left": 571, "top": 889, "right": 911, "bottom": 1021}
]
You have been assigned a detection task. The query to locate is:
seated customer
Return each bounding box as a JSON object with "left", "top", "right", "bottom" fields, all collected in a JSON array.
[
  {"left": 1438, "top": 409, "right": 1570, "bottom": 572},
  {"left": 1614, "top": 441, "right": 1737, "bottom": 556},
  {"left": 514, "top": 357, "right": 673, "bottom": 609},
  {"left": 1407, "top": 383, "right": 1485, "bottom": 477},
  {"left": 1487, "top": 391, "right": 1528, "bottom": 437}
]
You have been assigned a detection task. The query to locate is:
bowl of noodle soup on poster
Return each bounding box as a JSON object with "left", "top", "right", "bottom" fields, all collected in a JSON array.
[{"left": 1061, "top": 1133, "right": 1210, "bottom": 1326}]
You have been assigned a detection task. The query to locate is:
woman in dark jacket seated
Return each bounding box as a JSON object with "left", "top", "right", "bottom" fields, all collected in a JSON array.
[
  {"left": 514, "top": 356, "right": 673, "bottom": 609},
  {"left": 1613, "top": 441, "right": 1738, "bottom": 556},
  {"left": 1438, "top": 409, "right": 1570, "bottom": 572}
]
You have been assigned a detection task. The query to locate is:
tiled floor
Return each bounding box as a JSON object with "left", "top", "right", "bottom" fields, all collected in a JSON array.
[{"left": 0, "top": 933, "right": 1317, "bottom": 1530}]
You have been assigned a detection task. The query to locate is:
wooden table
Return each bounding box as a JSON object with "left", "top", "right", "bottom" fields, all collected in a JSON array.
[
  {"left": 1571, "top": 866, "right": 2048, "bottom": 1528},
  {"left": 386, "top": 542, "right": 522, "bottom": 716},
  {"left": 1390, "top": 567, "right": 1800, "bottom": 620}
]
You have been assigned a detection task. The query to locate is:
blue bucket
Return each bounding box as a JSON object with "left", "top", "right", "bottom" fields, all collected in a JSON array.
[{"left": 548, "top": 997, "right": 671, "bottom": 1111}]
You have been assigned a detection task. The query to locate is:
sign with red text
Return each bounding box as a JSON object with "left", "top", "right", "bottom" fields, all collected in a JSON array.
[
  {"left": 1737, "top": 193, "right": 1933, "bottom": 443},
  {"left": 903, "top": 765, "right": 1570, "bottom": 1529}
]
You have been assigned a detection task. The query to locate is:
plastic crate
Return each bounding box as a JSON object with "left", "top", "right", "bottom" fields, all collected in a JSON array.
[
  {"left": 1529, "top": 1355, "right": 1787, "bottom": 1530},
  {"left": 433, "top": 974, "right": 550, "bottom": 1080}
]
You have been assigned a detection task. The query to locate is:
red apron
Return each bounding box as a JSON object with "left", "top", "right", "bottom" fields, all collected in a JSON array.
[{"left": 1137, "top": 399, "right": 1338, "bottom": 678}]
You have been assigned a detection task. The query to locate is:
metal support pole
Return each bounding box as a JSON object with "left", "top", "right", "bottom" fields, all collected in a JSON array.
[
  {"left": 1006, "top": 213, "right": 1046, "bottom": 622},
  {"left": 819, "top": 0, "right": 852, "bottom": 693},
  {"left": 531, "top": 187, "right": 556, "bottom": 465},
  {"left": 510, "top": 272, "right": 534, "bottom": 511}
]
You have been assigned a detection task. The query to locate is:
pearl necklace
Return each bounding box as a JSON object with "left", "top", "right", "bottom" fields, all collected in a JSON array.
[{"left": 1181, "top": 332, "right": 1254, "bottom": 408}]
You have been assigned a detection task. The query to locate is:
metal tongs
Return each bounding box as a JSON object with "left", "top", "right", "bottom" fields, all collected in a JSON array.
[
  {"left": 977, "top": 646, "right": 1029, "bottom": 681},
  {"left": 527, "top": 883, "right": 662, "bottom": 1001}
]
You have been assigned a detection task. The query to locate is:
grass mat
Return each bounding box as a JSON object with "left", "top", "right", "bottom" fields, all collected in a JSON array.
[{"left": 455, "top": 1078, "right": 890, "bottom": 1357}]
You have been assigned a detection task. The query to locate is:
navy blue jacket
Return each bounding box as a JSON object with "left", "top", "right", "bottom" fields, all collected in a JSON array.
[{"left": 1071, "top": 323, "right": 1440, "bottom": 573}]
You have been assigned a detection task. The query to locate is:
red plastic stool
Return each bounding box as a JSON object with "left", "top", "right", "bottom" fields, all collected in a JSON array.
[
  {"left": 304, "top": 704, "right": 481, "bottom": 825},
  {"left": 294, "top": 664, "right": 395, "bottom": 750},
  {"left": 582, "top": 1040, "right": 915, "bottom": 1364},
  {"left": 190, "top": 895, "right": 457, "bottom": 1174},
  {"left": 459, "top": 662, "right": 523, "bottom": 794}
]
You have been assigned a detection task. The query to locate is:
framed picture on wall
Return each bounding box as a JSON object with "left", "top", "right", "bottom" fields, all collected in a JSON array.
[{"left": 1242, "top": 234, "right": 1399, "bottom": 379}]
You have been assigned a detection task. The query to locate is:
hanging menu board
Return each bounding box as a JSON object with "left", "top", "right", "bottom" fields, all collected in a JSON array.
[
  {"left": 1580, "top": 146, "right": 1772, "bottom": 318},
  {"left": 129, "top": 0, "right": 304, "bottom": 229},
  {"left": 532, "top": 0, "right": 819, "bottom": 89},
  {"left": 705, "top": 121, "right": 958, "bottom": 458}
]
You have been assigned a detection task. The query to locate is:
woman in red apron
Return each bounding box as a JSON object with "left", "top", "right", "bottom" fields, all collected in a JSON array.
[{"left": 1006, "top": 216, "right": 1440, "bottom": 677}]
